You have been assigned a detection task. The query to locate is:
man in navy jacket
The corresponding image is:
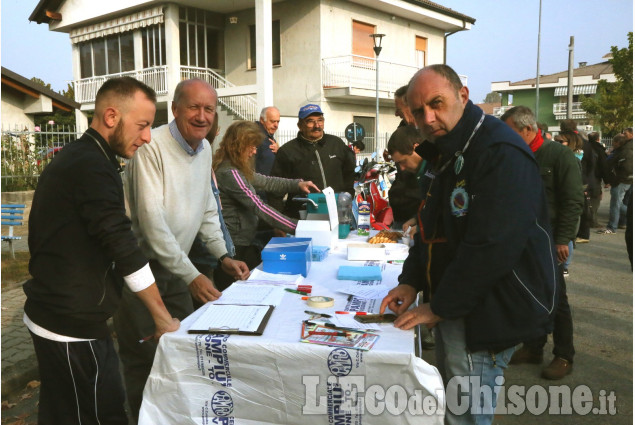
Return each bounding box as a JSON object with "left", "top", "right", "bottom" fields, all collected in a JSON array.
[{"left": 381, "top": 65, "right": 556, "bottom": 424}]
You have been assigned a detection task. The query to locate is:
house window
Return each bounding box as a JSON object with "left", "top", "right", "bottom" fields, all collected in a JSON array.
[
  {"left": 352, "top": 20, "right": 375, "bottom": 65},
  {"left": 248, "top": 20, "right": 281, "bottom": 69},
  {"left": 353, "top": 115, "right": 375, "bottom": 150},
  {"left": 142, "top": 25, "right": 166, "bottom": 68},
  {"left": 179, "top": 7, "right": 224, "bottom": 70},
  {"left": 79, "top": 32, "right": 134, "bottom": 79},
  {"left": 415, "top": 36, "right": 427, "bottom": 68}
]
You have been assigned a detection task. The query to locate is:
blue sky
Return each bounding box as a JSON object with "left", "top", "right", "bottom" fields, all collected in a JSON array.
[{"left": 1, "top": 1, "right": 633, "bottom": 102}]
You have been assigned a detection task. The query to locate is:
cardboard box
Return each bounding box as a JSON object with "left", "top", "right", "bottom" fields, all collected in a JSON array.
[
  {"left": 347, "top": 243, "right": 387, "bottom": 261},
  {"left": 261, "top": 237, "right": 312, "bottom": 277}
]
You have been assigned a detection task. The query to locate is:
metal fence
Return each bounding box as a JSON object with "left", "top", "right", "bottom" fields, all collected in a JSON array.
[
  {"left": 1, "top": 125, "right": 81, "bottom": 192},
  {"left": 1, "top": 125, "right": 392, "bottom": 191},
  {"left": 6, "top": 124, "right": 612, "bottom": 192}
]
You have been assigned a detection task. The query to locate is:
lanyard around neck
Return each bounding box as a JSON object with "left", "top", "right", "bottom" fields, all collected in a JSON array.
[{"left": 433, "top": 112, "right": 485, "bottom": 176}]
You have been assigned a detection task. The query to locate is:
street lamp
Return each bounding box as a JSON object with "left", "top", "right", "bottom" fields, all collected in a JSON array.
[{"left": 370, "top": 33, "right": 385, "bottom": 157}]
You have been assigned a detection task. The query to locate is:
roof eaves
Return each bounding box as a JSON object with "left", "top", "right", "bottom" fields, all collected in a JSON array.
[
  {"left": 29, "top": 0, "right": 64, "bottom": 24},
  {"left": 401, "top": 0, "right": 476, "bottom": 24},
  {"left": 1, "top": 66, "right": 79, "bottom": 109}
]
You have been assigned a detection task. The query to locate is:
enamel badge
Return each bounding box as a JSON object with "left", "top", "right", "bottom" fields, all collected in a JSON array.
[{"left": 450, "top": 180, "right": 468, "bottom": 217}]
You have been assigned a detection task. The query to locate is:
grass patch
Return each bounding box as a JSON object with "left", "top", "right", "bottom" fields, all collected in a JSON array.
[{"left": 1, "top": 251, "right": 30, "bottom": 290}]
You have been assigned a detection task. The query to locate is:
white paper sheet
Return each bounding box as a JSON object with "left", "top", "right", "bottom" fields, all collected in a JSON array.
[
  {"left": 248, "top": 268, "right": 305, "bottom": 285},
  {"left": 337, "top": 283, "right": 390, "bottom": 299},
  {"left": 188, "top": 304, "right": 270, "bottom": 333},
  {"left": 215, "top": 283, "right": 286, "bottom": 306}
]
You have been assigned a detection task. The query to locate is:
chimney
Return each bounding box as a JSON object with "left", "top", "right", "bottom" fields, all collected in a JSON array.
[{"left": 579, "top": 61, "right": 587, "bottom": 68}]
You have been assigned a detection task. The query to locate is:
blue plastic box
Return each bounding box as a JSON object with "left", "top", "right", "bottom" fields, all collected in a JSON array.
[{"left": 261, "top": 237, "right": 312, "bottom": 277}]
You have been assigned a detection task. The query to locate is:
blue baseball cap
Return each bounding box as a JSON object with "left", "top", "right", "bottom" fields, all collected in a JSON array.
[{"left": 298, "top": 104, "right": 323, "bottom": 119}]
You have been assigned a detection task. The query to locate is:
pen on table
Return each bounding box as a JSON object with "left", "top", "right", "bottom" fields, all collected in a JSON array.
[
  {"left": 139, "top": 335, "right": 153, "bottom": 344},
  {"left": 335, "top": 311, "right": 369, "bottom": 315},
  {"left": 285, "top": 288, "right": 309, "bottom": 295},
  {"left": 308, "top": 331, "right": 347, "bottom": 337},
  {"left": 305, "top": 310, "right": 332, "bottom": 318}
]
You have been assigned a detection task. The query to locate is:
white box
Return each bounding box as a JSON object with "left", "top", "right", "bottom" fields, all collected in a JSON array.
[
  {"left": 347, "top": 243, "right": 387, "bottom": 261},
  {"left": 296, "top": 220, "right": 337, "bottom": 248},
  {"left": 296, "top": 187, "right": 339, "bottom": 249}
]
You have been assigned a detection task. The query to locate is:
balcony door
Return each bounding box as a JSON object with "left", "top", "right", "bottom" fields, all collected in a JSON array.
[{"left": 179, "top": 7, "right": 224, "bottom": 72}]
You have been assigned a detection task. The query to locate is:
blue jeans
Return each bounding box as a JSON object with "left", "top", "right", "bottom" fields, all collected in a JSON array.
[
  {"left": 435, "top": 319, "right": 515, "bottom": 425},
  {"left": 608, "top": 183, "right": 631, "bottom": 231},
  {"left": 564, "top": 240, "right": 573, "bottom": 270}
]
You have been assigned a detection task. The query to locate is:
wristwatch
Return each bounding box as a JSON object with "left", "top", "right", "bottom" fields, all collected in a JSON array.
[{"left": 218, "top": 253, "right": 232, "bottom": 266}]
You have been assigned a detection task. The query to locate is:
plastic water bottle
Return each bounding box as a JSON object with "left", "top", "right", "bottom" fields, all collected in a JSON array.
[
  {"left": 357, "top": 201, "right": 370, "bottom": 236},
  {"left": 337, "top": 192, "right": 353, "bottom": 239}
]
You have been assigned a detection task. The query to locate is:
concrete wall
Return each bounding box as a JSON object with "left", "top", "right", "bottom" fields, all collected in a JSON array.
[
  {"left": 224, "top": 0, "right": 446, "bottom": 134},
  {"left": 1, "top": 90, "right": 35, "bottom": 131}
]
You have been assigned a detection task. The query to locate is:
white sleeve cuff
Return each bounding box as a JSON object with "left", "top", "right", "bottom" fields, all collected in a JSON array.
[{"left": 124, "top": 263, "right": 155, "bottom": 293}]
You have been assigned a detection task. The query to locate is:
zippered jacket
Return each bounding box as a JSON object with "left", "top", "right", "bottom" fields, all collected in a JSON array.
[
  {"left": 24, "top": 129, "right": 148, "bottom": 339},
  {"left": 215, "top": 162, "right": 300, "bottom": 246},
  {"left": 400, "top": 101, "right": 557, "bottom": 352},
  {"left": 269, "top": 133, "right": 356, "bottom": 217},
  {"left": 533, "top": 139, "right": 584, "bottom": 245}
]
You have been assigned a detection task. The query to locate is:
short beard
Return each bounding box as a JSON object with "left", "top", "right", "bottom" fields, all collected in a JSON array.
[{"left": 108, "top": 119, "right": 128, "bottom": 158}]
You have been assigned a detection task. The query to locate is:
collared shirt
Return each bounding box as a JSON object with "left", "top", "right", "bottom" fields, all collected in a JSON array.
[{"left": 169, "top": 120, "right": 205, "bottom": 156}]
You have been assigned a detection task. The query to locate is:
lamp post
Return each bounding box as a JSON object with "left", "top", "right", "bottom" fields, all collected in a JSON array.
[{"left": 370, "top": 33, "right": 385, "bottom": 157}]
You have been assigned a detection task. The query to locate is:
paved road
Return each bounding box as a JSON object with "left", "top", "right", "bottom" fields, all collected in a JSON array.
[{"left": 1, "top": 193, "right": 632, "bottom": 424}]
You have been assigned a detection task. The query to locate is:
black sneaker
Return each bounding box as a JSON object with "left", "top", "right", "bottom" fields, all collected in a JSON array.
[{"left": 597, "top": 228, "right": 616, "bottom": 234}]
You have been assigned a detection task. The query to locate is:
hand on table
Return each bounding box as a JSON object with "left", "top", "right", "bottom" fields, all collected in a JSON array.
[
  {"left": 380, "top": 284, "right": 417, "bottom": 316},
  {"left": 153, "top": 317, "right": 181, "bottom": 341},
  {"left": 221, "top": 257, "right": 250, "bottom": 281},
  {"left": 393, "top": 303, "right": 442, "bottom": 331},
  {"left": 189, "top": 274, "right": 222, "bottom": 303}
]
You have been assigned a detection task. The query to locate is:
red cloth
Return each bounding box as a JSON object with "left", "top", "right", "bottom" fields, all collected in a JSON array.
[{"left": 529, "top": 131, "right": 544, "bottom": 153}]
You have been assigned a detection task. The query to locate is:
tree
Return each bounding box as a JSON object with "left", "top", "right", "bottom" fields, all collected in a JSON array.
[
  {"left": 483, "top": 91, "right": 501, "bottom": 104},
  {"left": 30, "top": 77, "right": 52, "bottom": 91},
  {"left": 582, "top": 32, "right": 633, "bottom": 136}
]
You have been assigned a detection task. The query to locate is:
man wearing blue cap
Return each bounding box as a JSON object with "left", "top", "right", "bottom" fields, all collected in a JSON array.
[{"left": 270, "top": 104, "right": 356, "bottom": 218}]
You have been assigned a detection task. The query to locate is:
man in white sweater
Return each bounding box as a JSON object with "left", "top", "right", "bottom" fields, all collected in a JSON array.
[{"left": 114, "top": 79, "right": 249, "bottom": 422}]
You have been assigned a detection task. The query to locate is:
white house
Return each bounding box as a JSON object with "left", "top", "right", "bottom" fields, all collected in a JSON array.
[
  {"left": 30, "top": 0, "right": 474, "bottom": 150},
  {"left": 1, "top": 66, "right": 79, "bottom": 131}
]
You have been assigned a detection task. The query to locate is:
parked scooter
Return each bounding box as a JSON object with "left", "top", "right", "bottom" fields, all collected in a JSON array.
[{"left": 354, "top": 153, "right": 395, "bottom": 230}]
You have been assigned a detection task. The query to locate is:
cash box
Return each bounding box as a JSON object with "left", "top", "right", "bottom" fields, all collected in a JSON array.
[{"left": 261, "top": 237, "right": 312, "bottom": 277}]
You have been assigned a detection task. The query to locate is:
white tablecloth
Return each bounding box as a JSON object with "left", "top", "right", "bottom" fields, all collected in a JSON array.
[{"left": 139, "top": 237, "right": 444, "bottom": 424}]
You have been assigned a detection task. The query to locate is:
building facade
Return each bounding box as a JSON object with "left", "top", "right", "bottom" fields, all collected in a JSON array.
[
  {"left": 491, "top": 58, "right": 615, "bottom": 134},
  {"left": 30, "top": 0, "right": 474, "bottom": 150}
]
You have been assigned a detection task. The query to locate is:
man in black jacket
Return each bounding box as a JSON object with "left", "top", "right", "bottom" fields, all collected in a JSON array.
[
  {"left": 24, "top": 77, "right": 180, "bottom": 424},
  {"left": 270, "top": 104, "right": 355, "bottom": 218}
]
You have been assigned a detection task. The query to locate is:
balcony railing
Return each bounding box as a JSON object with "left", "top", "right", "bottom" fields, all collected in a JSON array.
[
  {"left": 553, "top": 102, "right": 585, "bottom": 114},
  {"left": 322, "top": 55, "right": 421, "bottom": 93},
  {"left": 180, "top": 66, "right": 259, "bottom": 122},
  {"left": 74, "top": 66, "right": 168, "bottom": 104},
  {"left": 492, "top": 105, "right": 515, "bottom": 117},
  {"left": 322, "top": 55, "right": 468, "bottom": 94}
]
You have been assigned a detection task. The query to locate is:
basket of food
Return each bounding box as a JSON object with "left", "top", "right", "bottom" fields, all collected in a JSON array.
[{"left": 367, "top": 230, "right": 403, "bottom": 244}]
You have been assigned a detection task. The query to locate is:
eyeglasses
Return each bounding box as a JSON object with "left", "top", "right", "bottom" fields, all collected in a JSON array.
[{"left": 304, "top": 117, "right": 324, "bottom": 127}]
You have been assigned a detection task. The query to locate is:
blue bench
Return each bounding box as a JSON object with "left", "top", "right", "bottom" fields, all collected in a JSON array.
[{"left": 2, "top": 204, "right": 25, "bottom": 259}]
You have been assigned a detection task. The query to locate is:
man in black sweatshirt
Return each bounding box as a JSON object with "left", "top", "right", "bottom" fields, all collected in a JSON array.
[{"left": 24, "top": 77, "right": 179, "bottom": 424}]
